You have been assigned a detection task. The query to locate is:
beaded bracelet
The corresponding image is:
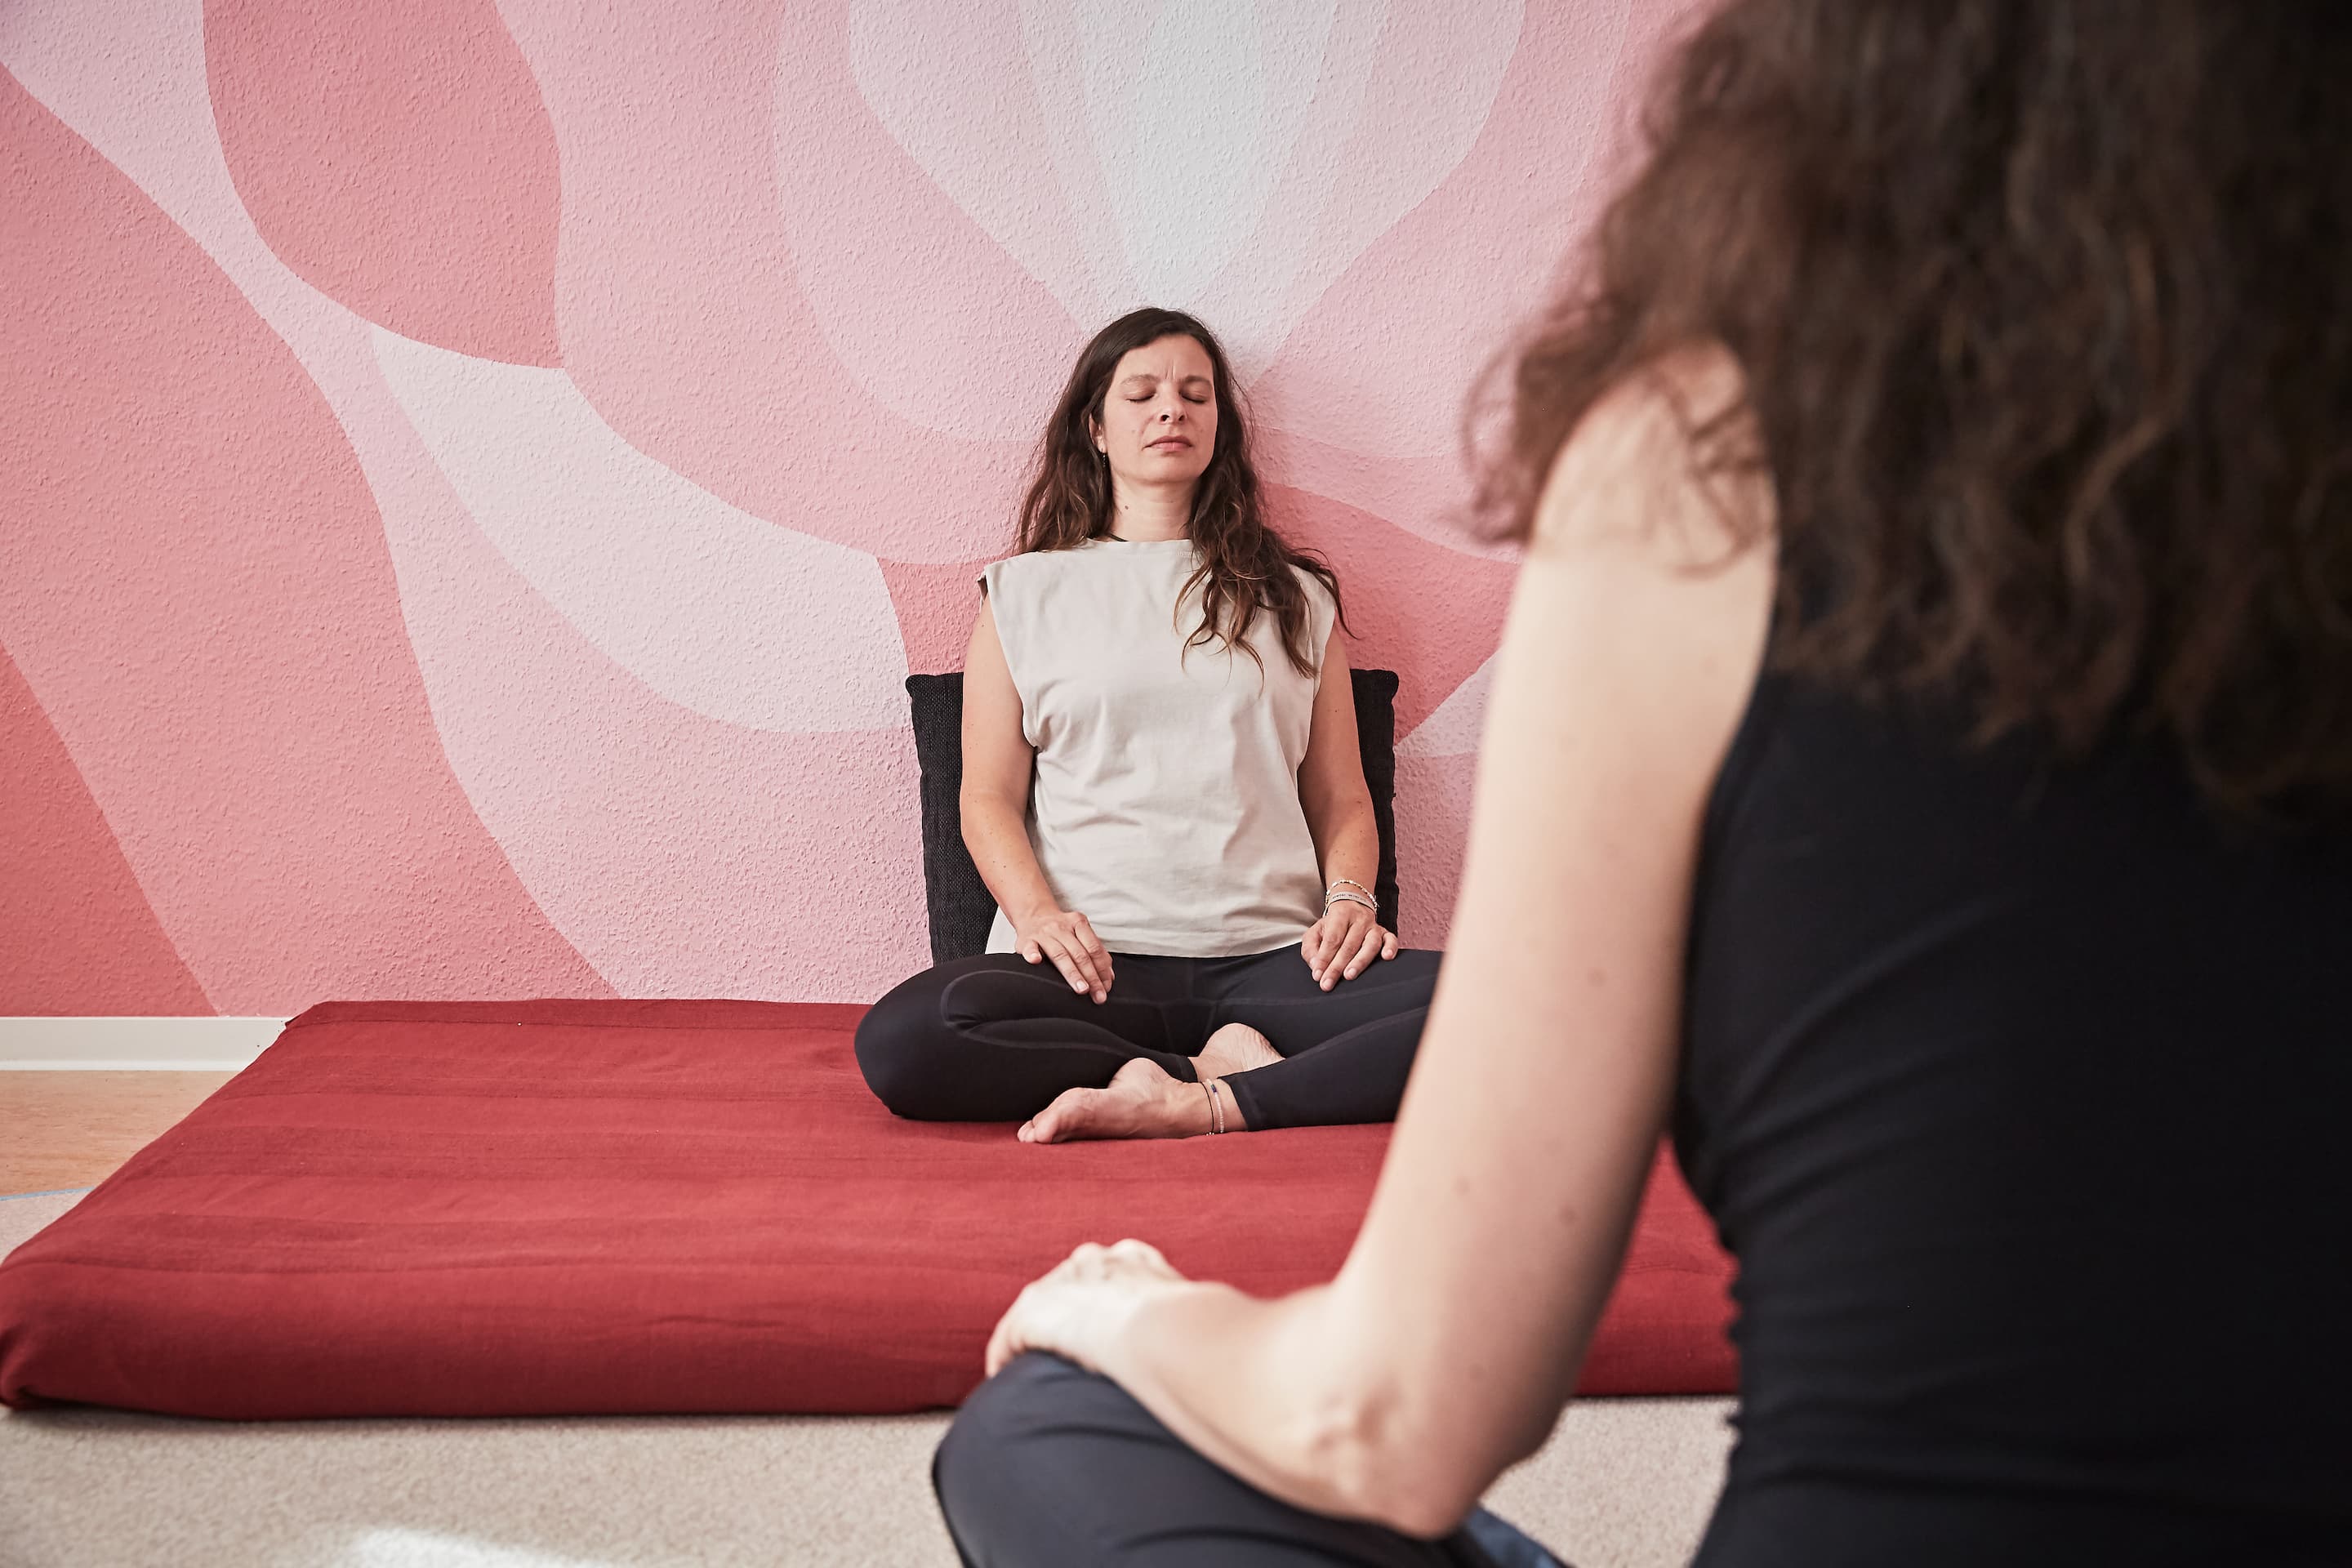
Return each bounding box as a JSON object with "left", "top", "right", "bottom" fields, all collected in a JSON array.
[
  {"left": 1323, "top": 888, "right": 1378, "bottom": 914},
  {"left": 1198, "top": 1077, "right": 1226, "bottom": 1135}
]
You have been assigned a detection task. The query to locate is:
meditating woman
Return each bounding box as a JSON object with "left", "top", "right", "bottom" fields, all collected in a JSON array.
[
  {"left": 856, "top": 308, "right": 1440, "bottom": 1143},
  {"left": 933, "top": 2, "right": 2352, "bottom": 1565}
]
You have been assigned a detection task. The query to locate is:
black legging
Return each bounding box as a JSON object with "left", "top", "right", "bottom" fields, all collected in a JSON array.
[
  {"left": 855, "top": 944, "right": 1441, "bottom": 1131},
  {"left": 934, "top": 1352, "right": 1567, "bottom": 1566}
]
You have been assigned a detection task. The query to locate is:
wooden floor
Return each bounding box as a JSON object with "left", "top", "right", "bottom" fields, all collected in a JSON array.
[{"left": 0, "top": 1071, "right": 234, "bottom": 1193}]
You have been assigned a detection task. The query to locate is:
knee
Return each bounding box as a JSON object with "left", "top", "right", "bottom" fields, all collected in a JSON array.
[
  {"left": 1392, "top": 946, "right": 1444, "bottom": 995},
  {"left": 853, "top": 974, "right": 946, "bottom": 1118},
  {"left": 933, "top": 1353, "right": 1050, "bottom": 1505},
  {"left": 933, "top": 1355, "right": 1105, "bottom": 1563}
]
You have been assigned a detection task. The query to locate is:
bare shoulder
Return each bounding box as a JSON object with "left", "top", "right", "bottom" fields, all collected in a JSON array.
[
  {"left": 1530, "top": 342, "right": 1773, "bottom": 572},
  {"left": 1505, "top": 341, "right": 1778, "bottom": 772}
]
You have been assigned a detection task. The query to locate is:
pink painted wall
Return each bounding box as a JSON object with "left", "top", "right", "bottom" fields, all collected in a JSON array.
[{"left": 0, "top": 0, "right": 1695, "bottom": 1014}]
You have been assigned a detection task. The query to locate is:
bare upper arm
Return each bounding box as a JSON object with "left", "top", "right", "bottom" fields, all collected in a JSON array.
[
  {"left": 1297, "top": 628, "right": 1371, "bottom": 826},
  {"left": 960, "top": 600, "right": 1034, "bottom": 816},
  {"left": 1321, "top": 347, "right": 1775, "bottom": 1530}
]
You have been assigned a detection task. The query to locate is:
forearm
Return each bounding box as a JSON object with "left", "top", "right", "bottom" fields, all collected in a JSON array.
[
  {"left": 1307, "top": 797, "right": 1381, "bottom": 900},
  {"left": 960, "top": 791, "right": 1059, "bottom": 924},
  {"left": 1098, "top": 1279, "right": 1426, "bottom": 1530}
]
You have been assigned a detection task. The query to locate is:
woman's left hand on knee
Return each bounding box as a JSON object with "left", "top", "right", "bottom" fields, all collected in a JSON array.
[
  {"left": 1302, "top": 905, "right": 1399, "bottom": 989},
  {"left": 985, "top": 1237, "right": 1191, "bottom": 1378}
]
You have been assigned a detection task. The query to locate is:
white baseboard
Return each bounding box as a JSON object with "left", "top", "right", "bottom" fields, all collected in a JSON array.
[{"left": 0, "top": 1017, "right": 288, "bottom": 1071}]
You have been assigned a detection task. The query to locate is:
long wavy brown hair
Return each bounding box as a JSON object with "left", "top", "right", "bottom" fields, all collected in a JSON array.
[
  {"left": 1017, "top": 308, "right": 1344, "bottom": 679},
  {"left": 1476, "top": 0, "right": 2352, "bottom": 816}
]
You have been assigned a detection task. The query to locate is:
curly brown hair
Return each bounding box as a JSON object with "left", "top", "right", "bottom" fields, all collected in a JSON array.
[
  {"left": 1017, "top": 308, "right": 1344, "bottom": 679},
  {"left": 1477, "top": 0, "right": 2352, "bottom": 815}
]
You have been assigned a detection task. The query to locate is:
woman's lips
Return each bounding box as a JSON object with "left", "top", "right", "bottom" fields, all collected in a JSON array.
[{"left": 1147, "top": 436, "right": 1192, "bottom": 449}]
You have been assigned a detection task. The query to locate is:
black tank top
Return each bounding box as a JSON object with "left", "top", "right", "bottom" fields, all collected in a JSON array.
[{"left": 1677, "top": 670, "right": 2352, "bottom": 1566}]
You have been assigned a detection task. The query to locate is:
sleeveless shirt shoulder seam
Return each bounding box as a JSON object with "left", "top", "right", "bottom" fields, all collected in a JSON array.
[
  {"left": 1289, "top": 565, "right": 1339, "bottom": 680},
  {"left": 977, "top": 555, "right": 1041, "bottom": 743}
]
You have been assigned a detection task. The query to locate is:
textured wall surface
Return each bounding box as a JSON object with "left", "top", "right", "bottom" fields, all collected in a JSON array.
[{"left": 1, "top": 0, "right": 1695, "bottom": 1014}]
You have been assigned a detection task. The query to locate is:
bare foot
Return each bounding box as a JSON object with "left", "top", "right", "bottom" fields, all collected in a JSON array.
[
  {"left": 1194, "top": 1021, "right": 1280, "bottom": 1082},
  {"left": 1020, "top": 1057, "right": 1213, "bottom": 1144}
]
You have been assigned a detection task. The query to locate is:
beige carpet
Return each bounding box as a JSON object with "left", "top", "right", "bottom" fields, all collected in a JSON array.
[{"left": 0, "top": 1193, "right": 1732, "bottom": 1568}]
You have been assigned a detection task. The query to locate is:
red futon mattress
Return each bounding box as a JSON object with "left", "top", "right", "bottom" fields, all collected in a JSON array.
[{"left": 0, "top": 1000, "right": 1736, "bottom": 1419}]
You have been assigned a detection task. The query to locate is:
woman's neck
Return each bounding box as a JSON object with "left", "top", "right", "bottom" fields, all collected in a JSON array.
[{"left": 1106, "top": 479, "right": 1192, "bottom": 542}]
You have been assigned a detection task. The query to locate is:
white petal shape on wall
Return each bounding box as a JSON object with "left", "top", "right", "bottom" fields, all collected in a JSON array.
[
  {"left": 360, "top": 412, "right": 929, "bottom": 1000},
  {"left": 374, "top": 329, "right": 910, "bottom": 733},
  {"left": 1084, "top": 0, "right": 1330, "bottom": 306},
  {"left": 844, "top": 0, "right": 1115, "bottom": 338},
  {"left": 848, "top": 0, "right": 1522, "bottom": 381},
  {"left": 1398, "top": 654, "right": 1493, "bottom": 757}
]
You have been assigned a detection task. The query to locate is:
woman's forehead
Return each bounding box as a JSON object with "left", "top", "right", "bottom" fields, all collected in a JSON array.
[{"left": 1113, "top": 335, "right": 1214, "bottom": 384}]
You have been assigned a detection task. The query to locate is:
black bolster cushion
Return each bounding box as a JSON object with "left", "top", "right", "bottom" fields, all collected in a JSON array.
[{"left": 905, "top": 668, "right": 1403, "bottom": 964}]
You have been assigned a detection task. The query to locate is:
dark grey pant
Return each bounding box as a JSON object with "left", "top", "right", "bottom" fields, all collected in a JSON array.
[
  {"left": 857, "top": 945, "right": 1441, "bottom": 1130},
  {"left": 935, "top": 1352, "right": 1568, "bottom": 1568}
]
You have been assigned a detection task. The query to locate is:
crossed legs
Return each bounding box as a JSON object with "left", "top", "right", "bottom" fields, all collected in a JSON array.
[
  {"left": 854, "top": 946, "right": 1441, "bottom": 1137},
  {"left": 934, "top": 1352, "right": 1565, "bottom": 1566}
]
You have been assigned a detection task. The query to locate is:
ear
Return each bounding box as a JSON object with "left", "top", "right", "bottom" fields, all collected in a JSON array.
[{"left": 1089, "top": 413, "right": 1106, "bottom": 454}]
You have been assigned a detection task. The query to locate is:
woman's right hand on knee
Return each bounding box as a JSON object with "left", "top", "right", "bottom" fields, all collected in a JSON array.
[{"left": 1015, "top": 910, "right": 1115, "bottom": 1004}]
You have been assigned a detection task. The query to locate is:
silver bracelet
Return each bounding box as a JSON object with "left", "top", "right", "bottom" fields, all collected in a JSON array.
[
  {"left": 1200, "top": 1077, "right": 1225, "bottom": 1135},
  {"left": 1328, "top": 877, "right": 1374, "bottom": 898},
  {"left": 1323, "top": 888, "right": 1378, "bottom": 915}
]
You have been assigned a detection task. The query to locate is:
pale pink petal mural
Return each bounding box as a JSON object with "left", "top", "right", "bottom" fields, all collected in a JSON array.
[
  {"left": 372, "top": 331, "right": 911, "bottom": 733},
  {"left": 864, "top": 0, "right": 1526, "bottom": 384},
  {"left": 3, "top": 0, "right": 1695, "bottom": 1010},
  {"left": 0, "top": 646, "right": 214, "bottom": 1016},
  {"left": 1249, "top": 0, "right": 1639, "bottom": 545},
  {"left": 0, "top": 67, "right": 608, "bottom": 1013},
  {"left": 1391, "top": 658, "right": 1494, "bottom": 947},
  {"left": 844, "top": 0, "right": 1112, "bottom": 367},
  {"left": 1272, "top": 487, "right": 1514, "bottom": 736},
  {"left": 1394, "top": 754, "right": 1481, "bottom": 950},
  {"left": 1398, "top": 657, "right": 1497, "bottom": 760},
  {"left": 366, "top": 376, "right": 930, "bottom": 1000},
  {"left": 881, "top": 559, "right": 995, "bottom": 676},
  {"left": 203, "top": 0, "right": 564, "bottom": 365},
  {"left": 779, "top": 0, "right": 1092, "bottom": 444},
  {"left": 497, "top": 0, "right": 1043, "bottom": 565}
]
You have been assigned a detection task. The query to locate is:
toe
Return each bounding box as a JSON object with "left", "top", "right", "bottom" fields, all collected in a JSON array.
[{"left": 1027, "top": 1087, "right": 1094, "bottom": 1143}]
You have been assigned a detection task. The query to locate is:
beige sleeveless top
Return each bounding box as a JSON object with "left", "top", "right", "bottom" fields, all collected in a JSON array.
[{"left": 979, "top": 538, "right": 1335, "bottom": 957}]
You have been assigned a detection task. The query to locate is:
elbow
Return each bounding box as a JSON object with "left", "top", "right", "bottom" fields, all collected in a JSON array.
[
  {"left": 1363, "top": 1473, "right": 1483, "bottom": 1541},
  {"left": 958, "top": 786, "right": 1003, "bottom": 853},
  {"left": 1296, "top": 1388, "right": 1484, "bottom": 1540}
]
